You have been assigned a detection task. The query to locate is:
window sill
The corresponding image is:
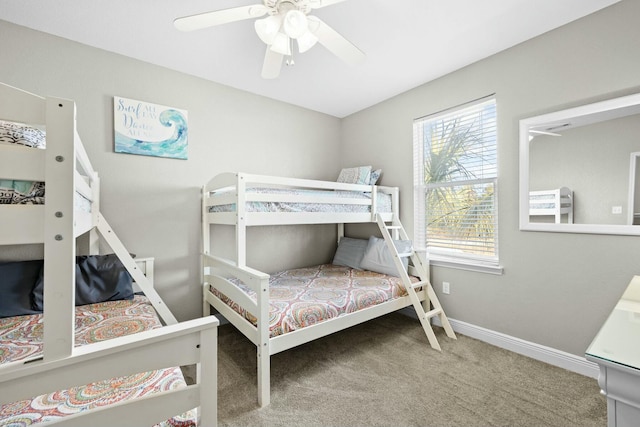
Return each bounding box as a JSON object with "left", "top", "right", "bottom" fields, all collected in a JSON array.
[{"left": 428, "top": 257, "right": 504, "bottom": 275}]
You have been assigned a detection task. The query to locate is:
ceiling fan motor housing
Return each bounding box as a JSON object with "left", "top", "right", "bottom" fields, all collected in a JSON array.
[{"left": 264, "top": 0, "right": 312, "bottom": 15}]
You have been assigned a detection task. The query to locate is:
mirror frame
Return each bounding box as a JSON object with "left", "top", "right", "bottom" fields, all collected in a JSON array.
[{"left": 519, "top": 92, "right": 640, "bottom": 235}]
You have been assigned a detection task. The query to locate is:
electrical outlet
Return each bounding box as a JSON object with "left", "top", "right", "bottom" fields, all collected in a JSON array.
[
  {"left": 612, "top": 206, "right": 623, "bottom": 214},
  {"left": 442, "top": 281, "right": 450, "bottom": 295}
]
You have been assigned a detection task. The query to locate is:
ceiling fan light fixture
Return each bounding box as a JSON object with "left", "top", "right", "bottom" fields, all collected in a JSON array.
[
  {"left": 255, "top": 14, "right": 282, "bottom": 44},
  {"left": 270, "top": 31, "right": 291, "bottom": 56},
  {"left": 296, "top": 30, "right": 318, "bottom": 53},
  {"left": 283, "top": 9, "right": 309, "bottom": 39}
]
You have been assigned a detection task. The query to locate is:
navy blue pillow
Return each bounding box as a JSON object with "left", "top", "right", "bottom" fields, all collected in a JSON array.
[
  {"left": 0, "top": 260, "right": 43, "bottom": 318},
  {"left": 32, "top": 254, "right": 134, "bottom": 310}
]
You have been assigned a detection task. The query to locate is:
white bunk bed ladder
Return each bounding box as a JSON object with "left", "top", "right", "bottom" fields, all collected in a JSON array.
[{"left": 375, "top": 214, "right": 456, "bottom": 351}]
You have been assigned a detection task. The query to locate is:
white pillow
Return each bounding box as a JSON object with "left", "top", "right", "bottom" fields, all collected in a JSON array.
[
  {"left": 360, "top": 236, "right": 412, "bottom": 277},
  {"left": 337, "top": 166, "right": 372, "bottom": 185},
  {"left": 332, "top": 237, "right": 368, "bottom": 270}
]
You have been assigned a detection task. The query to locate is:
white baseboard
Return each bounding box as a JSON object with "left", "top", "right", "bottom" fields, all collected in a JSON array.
[{"left": 398, "top": 308, "right": 599, "bottom": 379}]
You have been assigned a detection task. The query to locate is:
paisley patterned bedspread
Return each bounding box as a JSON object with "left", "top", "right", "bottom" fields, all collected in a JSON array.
[
  {"left": 0, "top": 296, "right": 195, "bottom": 427},
  {"left": 211, "top": 264, "right": 416, "bottom": 338},
  {"left": 209, "top": 187, "right": 392, "bottom": 214}
]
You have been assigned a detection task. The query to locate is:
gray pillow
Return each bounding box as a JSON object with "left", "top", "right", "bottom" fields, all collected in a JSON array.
[
  {"left": 332, "top": 237, "right": 369, "bottom": 270},
  {"left": 32, "top": 254, "right": 134, "bottom": 310},
  {"left": 360, "top": 236, "right": 412, "bottom": 277},
  {"left": 0, "top": 260, "right": 43, "bottom": 318}
]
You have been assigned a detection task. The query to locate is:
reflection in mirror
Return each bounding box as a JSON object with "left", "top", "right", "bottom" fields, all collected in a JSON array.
[{"left": 520, "top": 92, "right": 640, "bottom": 235}]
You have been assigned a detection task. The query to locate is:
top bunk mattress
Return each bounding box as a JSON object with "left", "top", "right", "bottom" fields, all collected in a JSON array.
[{"left": 209, "top": 187, "right": 393, "bottom": 214}]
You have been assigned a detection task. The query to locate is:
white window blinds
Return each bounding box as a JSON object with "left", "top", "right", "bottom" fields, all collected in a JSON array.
[{"left": 413, "top": 96, "right": 499, "bottom": 267}]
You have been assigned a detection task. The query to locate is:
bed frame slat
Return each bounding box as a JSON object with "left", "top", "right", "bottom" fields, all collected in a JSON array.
[
  {"left": 206, "top": 275, "right": 258, "bottom": 314},
  {"left": 0, "top": 145, "right": 45, "bottom": 181}
]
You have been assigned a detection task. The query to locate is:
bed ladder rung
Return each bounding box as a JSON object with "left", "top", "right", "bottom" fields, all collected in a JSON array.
[
  {"left": 423, "top": 307, "right": 443, "bottom": 319},
  {"left": 410, "top": 280, "right": 428, "bottom": 289}
]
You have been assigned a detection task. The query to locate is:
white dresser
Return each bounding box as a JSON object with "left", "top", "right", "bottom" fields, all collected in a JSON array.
[{"left": 586, "top": 276, "right": 640, "bottom": 427}]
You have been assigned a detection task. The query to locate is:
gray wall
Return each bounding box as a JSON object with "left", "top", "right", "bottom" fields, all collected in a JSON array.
[
  {"left": 0, "top": 20, "right": 341, "bottom": 321},
  {"left": 2, "top": 0, "right": 639, "bottom": 358},
  {"left": 341, "top": 0, "right": 640, "bottom": 356}
]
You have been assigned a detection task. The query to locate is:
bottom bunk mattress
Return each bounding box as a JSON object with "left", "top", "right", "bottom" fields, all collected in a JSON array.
[
  {"left": 0, "top": 295, "right": 195, "bottom": 427},
  {"left": 210, "top": 263, "right": 417, "bottom": 338}
]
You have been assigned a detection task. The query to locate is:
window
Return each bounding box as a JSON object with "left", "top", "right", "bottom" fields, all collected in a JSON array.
[{"left": 413, "top": 96, "right": 501, "bottom": 273}]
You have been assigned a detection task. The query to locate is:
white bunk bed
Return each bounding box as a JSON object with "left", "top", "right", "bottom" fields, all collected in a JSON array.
[
  {"left": 0, "top": 82, "right": 218, "bottom": 426},
  {"left": 201, "top": 172, "right": 456, "bottom": 407},
  {"left": 529, "top": 187, "right": 574, "bottom": 224}
]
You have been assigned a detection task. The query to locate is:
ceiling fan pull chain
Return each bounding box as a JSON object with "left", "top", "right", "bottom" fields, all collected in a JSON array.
[{"left": 286, "top": 38, "right": 295, "bottom": 66}]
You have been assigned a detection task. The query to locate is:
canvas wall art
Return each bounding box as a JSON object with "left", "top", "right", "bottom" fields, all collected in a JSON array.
[{"left": 114, "top": 96, "right": 188, "bottom": 160}]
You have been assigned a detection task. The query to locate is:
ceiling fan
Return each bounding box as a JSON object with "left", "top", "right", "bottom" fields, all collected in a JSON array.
[{"left": 174, "top": 0, "right": 365, "bottom": 79}]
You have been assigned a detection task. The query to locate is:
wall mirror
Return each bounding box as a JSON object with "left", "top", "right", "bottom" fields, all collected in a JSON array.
[{"left": 519, "top": 92, "right": 640, "bottom": 235}]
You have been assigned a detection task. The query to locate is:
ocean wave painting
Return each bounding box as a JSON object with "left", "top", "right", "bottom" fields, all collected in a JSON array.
[{"left": 114, "top": 96, "right": 188, "bottom": 160}]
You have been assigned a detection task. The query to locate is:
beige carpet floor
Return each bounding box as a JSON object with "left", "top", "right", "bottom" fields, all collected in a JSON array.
[{"left": 216, "top": 312, "right": 606, "bottom": 427}]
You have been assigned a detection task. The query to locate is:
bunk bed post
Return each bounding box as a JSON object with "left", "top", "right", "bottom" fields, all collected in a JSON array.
[
  {"left": 197, "top": 325, "right": 218, "bottom": 426},
  {"left": 370, "top": 185, "right": 378, "bottom": 222},
  {"left": 568, "top": 190, "right": 574, "bottom": 224},
  {"left": 201, "top": 185, "right": 210, "bottom": 256},
  {"left": 391, "top": 187, "right": 400, "bottom": 239},
  {"left": 42, "top": 96, "right": 77, "bottom": 360},
  {"left": 202, "top": 185, "right": 210, "bottom": 316},
  {"left": 236, "top": 173, "right": 247, "bottom": 267},
  {"left": 256, "top": 273, "right": 271, "bottom": 407}
]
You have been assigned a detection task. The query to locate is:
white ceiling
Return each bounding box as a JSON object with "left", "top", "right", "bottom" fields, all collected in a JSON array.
[{"left": 0, "top": 0, "right": 621, "bottom": 118}]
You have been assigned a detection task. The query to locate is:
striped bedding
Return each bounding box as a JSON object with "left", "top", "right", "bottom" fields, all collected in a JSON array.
[
  {"left": 208, "top": 187, "right": 392, "bottom": 214},
  {"left": 0, "top": 295, "right": 195, "bottom": 427},
  {"left": 210, "top": 263, "right": 417, "bottom": 338}
]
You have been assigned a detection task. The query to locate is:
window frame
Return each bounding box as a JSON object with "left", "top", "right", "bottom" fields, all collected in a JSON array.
[{"left": 413, "top": 95, "right": 503, "bottom": 275}]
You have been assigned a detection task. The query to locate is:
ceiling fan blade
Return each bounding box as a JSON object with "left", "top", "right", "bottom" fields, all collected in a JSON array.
[
  {"left": 309, "top": 0, "right": 350, "bottom": 9},
  {"left": 308, "top": 16, "right": 365, "bottom": 66},
  {"left": 174, "top": 4, "right": 268, "bottom": 32},
  {"left": 262, "top": 48, "right": 283, "bottom": 79}
]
